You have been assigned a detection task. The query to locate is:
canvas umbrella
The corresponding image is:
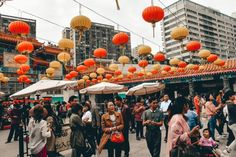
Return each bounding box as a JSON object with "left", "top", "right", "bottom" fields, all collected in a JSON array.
[
  {"left": 10, "top": 80, "right": 78, "bottom": 99},
  {"left": 0, "top": 91, "right": 5, "bottom": 97},
  {"left": 80, "top": 82, "right": 125, "bottom": 94},
  {"left": 126, "top": 82, "right": 165, "bottom": 96}
]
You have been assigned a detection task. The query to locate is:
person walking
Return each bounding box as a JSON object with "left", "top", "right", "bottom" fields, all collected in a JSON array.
[
  {"left": 98, "top": 101, "right": 124, "bottom": 157},
  {"left": 0, "top": 102, "right": 4, "bottom": 130},
  {"left": 160, "top": 94, "right": 171, "bottom": 142},
  {"left": 114, "top": 96, "right": 131, "bottom": 157},
  {"left": 167, "top": 96, "right": 200, "bottom": 157},
  {"left": 5, "top": 103, "right": 21, "bottom": 143},
  {"left": 69, "top": 103, "right": 87, "bottom": 157},
  {"left": 205, "top": 93, "right": 222, "bottom": 140},
  {"left": 222, "top": 89, "right": 236, "bottom": 157},
  {"left": 185, "top": 106, "right": 198, "bottom": 130},
  {"left": 28, "top": 105, "right": 51, "bottom": 157},
  {"left": 82, "top": 102, "right": 96, "bottom": 156},
  {"left": 43, "top": 103, "right": 57, "bottom": 157},
  {"left": 133, "top": 97, "right": 145, "bottom": 140},
  {"left": 142, "top": 97, "right": 163, "bottom": 157}
]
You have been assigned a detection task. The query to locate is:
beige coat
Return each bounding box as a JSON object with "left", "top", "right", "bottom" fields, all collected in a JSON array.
[{"left": 98, "top": 112, "right": 124, "bottom": 154}]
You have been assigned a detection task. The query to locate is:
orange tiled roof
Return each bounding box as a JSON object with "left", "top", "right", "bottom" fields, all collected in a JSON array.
[
  {"left": 0, "top": 32, "right": 62, "bottom": 55},
  {"left": 116, "top": 59, "right": 236, "bottom": 84}
]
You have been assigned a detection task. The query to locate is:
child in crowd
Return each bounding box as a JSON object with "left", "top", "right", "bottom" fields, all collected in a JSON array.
[{"left": 199, "top": 128, "right": 221, "bottom": 157}]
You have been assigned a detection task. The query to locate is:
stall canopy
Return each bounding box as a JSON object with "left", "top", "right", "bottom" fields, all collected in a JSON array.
[
  {"left": 10, "top": 80, "right": 78, "bottom": 99},
  {"left": 126, "top": 82, "right": 165, "bottom": 96},
  {"left": 80, "top": 82, "right": 125, "bottom": 94}
]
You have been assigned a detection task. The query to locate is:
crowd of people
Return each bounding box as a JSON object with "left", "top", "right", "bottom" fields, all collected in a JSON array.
[{"left": 0, "top": 88, "right": 236, "bottom": 157}]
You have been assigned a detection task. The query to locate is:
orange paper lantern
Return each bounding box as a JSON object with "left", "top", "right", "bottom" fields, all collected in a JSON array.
[
  {"left": 151, "top": 69, "right": 158, "bottom": 75},
  {"left": 84, "top": 58, "right": 95, "bottom": 67},
  {"left": 20, "top": 64, "right": 30, "bottom": 72},
  {"left": 93, "top": 48, "right": 107, "bottom": 58},
  {"left": 207, "top": 54, "right": 218, "bottom": 63},
  {"left": 128, "top": 66, "right": 137, "bottom": 73},
  {"left": 186, "top": 41, "right": 201, "bottom": 51},
  {"left": 154, "top": 52, "right": 165, "bottom": 62},
  {"left": 17, "top": 41, "right": 34, "bottom": 54},
  {"left": 8, "top": 21, "right": 30, "bottom": 35},
  {"left": 17, "top": 69, "right": 25, "bottom": 75},
  {"left": 14, "top": 55, "right": 28, "bottom": 64},
  {"left": 114, "top": 70, "right": 122, "bottom": 76},
  {"left": 178, "top": 61, "right": 187, "bottom": 68},
  {"left": 112, "top": 32, "right": 129, "bottom": 46},
  {"left": 105, "top": 74, "right": 112, "bottom": 80},
  {"left": 138, "top": 60, "right": 148, "bottom": 68},
  {"left": 76, "top": 65, "right": 87, "bottom": 72},
  {"left": 65, "top": 74, "right": 73, "bottom": 80},
  {"left": 163, "top": 65, "right": 171, "bottom": 72},
  {"left": 70, "top": 71, "right": 78, "bottom": 77}
]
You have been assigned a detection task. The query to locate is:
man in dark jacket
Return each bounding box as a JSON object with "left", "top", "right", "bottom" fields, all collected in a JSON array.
[
  {"left": 6, "top": 103, "right": 22, "bottom": 143},
  {"left": 115, "top": 96, "right": 131, "bottom": 157}
]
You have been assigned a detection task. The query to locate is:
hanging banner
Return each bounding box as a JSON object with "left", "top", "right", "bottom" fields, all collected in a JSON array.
[{"left": 3, "top": 52, "right": 29, "bottom": 68}]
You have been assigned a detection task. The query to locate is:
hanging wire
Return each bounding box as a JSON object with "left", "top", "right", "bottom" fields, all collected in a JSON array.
[
  {"left": 6, "top": 2, "right": 161, "bottom": 48},
  {"left": 72, "top": 0, "right": 161, "bottom": 47},
  {"left": 79, "top": 4, "right": 82, "bottom": 15}
]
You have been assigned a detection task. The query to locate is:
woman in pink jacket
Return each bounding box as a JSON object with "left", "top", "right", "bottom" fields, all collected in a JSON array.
[{"left": 167, "top": 96, "right": 200, "bottom": 157}]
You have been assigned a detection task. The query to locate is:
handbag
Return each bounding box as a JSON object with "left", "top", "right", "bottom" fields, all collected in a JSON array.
[
  {"left": 170, "top": 136, "right": 200, "bottom": 157},
  {"left": 84, "top": 139, "right": 94, "bottom": 156},
  {"left": 110, "top": 131, "right": 125, "bottom": 143}
]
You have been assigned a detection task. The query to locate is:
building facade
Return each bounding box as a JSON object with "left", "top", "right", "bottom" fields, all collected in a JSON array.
[
  {"left": 162, "top": 0, "right": 236, "bottom": 62},
  {"left": 0, "top": 14, "right": 63, "bottom": 95},
  {"left": 62, "top": 22, "right": 132, "bottom": 65}
]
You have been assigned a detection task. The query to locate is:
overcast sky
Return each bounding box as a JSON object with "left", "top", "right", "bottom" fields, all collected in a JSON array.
[{"left": 1, "top": 0, "right": 236, "bottom": 53}]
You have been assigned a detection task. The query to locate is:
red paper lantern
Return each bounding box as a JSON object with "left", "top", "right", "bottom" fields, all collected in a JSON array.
[
  {"left": 128, "top": 66, "right": 137, "bottom": 73},
  {"left": 65, "top": 74, "right": 73, "bottom": 80},
  {"left": 17, "top": 69, "right": 25, "bottom": 75},
  {"left": 114, "top": 70, "right": 122, "bottom": 76},
  {"left": 17, "top": 41, "right": 34, "bottom": 53},
  {"left": 76, "top": 65, "right": 87, "bottom": 72},
  {"left": 93, "top": 48, "right": 107, "bottom": 58},
  {"left": 218, "top": 60, "right": 226, "bottom": 66},
  {"left": 169, "top": 71, "right": 175, "bottom": 75},
  {"left": 207, "top": 54, "right": 218, "bottom": 63},
  {"left": 105, "top": 74, "right": 112, "bottom": 80},
  {"left": 177, "top": 68, "right": 185, "bottom": 73},
  {"left": 92, "top": 79, "right": 98, "bottom": 84},
  {"left": 142, "top": 6, "right": 164, "bottom": 24},
  {"left": 163, "top": 65, "right": 171, "bottom": 72},
  {"left": 84, "top": 58, "right": 95, "bottom": 67},
  {"left": 18, "top": 75, "right": 28, "bottom": 83},
  {"left": 97, "top": 76, "right": 103, "bottom": 81},
  {"left": 186, "top": 41, "right": 201, "bottom": 51},
  {"left": 25, "top": 78, "right": 31, "bottom": 84},
  {"left": 138, "top": 72, "right": 144, "bottom": 77},
  {"left": 142, "top": 6, "right": 164, "bottom": 37},
  {"left": 20, "top": 64, "right": 30, "bottom": 72},
  {"left": 86, "top": 80, "right": 91, "bottom": 84},
  {"left": 151, "top": 69, "right": 158, "bottom": 75},
  {"left": 8, "top": 21, "right": 30, "bottom": 35},
  {"left": 154, "top": 52, "right": 165, "bottom": 62},
  {"left": 14, "top": 55, "right": 28, "bottom": 64},
  {"left": 138, "top": 60, "right": 148, "bottom": 68},
  {"left": 178, "top": 61, "right": 187, "bottom": 68},
  {"left": 192, "top": 65, "right": 199, "bottom": 71},
  {"left": 70, "top": 71, "right": 78, "bottom": 77},
  {"left": 112, "top": 32, "right": 129, "bottom": 46},
  {"left": 127, "top": 73, "right": 133, "bottom": 79}
]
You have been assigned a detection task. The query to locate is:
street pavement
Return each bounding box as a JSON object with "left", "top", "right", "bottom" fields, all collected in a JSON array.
[
  {"left": 0, "top": 119, "right": 228, "bottom": 157},
  {"left": 0, "top": 127, "right": 167, "bottom": 157}
]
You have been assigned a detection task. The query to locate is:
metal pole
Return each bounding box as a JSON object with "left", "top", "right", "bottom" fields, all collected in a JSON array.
[
  {"left": 18, "top": 83, "right": 25, "bottom": 157},
  {"left": 18, "top": 123, "right": 24, "bottom": 157}
]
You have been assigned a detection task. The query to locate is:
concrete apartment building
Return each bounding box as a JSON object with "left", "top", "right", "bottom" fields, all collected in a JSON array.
[
  {"left": 62, "top": 22, "right": 132, "bottom": 65},
  {"left": 162, "top": 0, "right": 236, "bottom": 62}
]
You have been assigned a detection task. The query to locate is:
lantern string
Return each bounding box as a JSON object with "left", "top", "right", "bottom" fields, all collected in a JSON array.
[
  {"left": 151, "top": 0, "right": 154, "bottom": 6},
  {"left": 79, "top": 4, "right": 82, "bottom": 15}
]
